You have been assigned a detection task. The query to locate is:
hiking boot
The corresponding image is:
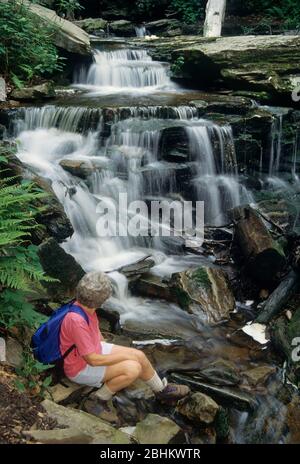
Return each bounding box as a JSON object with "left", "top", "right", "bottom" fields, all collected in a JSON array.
[
  {"left": 156, "top": 383, "right": 190, "bottom": 402},
  {"left": 83, "top": 396, "right": 119, "bottom": 425}
]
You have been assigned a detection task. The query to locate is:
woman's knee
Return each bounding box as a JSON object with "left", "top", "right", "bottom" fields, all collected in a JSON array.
[
  {"left": 123, "top": 360, "right": 142, "bottom": 380},
  {"left": 131, "top": 348, "right": 149, "bottom": 366}
]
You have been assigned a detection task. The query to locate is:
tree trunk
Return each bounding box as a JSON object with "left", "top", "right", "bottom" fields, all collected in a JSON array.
[
  {"left": 256, "top": 271, "right": 299, "bottom": 324},
  {"left": 231, "top": 205, "right": 286, "bottom": 286},
  {"left": 204, "top": 0, "right": 227, "bottom": 37}
]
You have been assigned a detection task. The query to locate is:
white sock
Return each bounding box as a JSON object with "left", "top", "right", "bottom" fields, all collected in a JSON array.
[
  {"left": 146, "top": 372, "right": 168, "bottom": 393},
  {"left": 94, "top": 383, "right": 114, "bottom": 401}
]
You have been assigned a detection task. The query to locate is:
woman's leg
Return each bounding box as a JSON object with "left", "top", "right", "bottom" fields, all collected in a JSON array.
[
  {"left": 103, "top": 359, "right": 142, "bottom": 393},
  {"left": 110, "top": 345, "right": 156, "bottom": 381}
]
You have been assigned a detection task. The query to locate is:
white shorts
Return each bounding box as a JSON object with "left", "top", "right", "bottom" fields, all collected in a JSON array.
[{"left": 68, "top": 342, "right": 114, "bottom": 388}]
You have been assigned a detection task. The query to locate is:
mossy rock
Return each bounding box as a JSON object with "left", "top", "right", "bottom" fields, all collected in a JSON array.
[{"left": 169, "top": 266, "right": 235, "bottom": 324}]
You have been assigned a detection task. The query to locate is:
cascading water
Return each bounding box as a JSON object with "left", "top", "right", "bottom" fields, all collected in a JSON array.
[
  {"left": 135, "top": 25, "right": 147, "bottom": 37},
  {"left": 74, "top": 48, "right": 175, "bottom": 94},
  {"left": 186, "top": 123, "right": 253, "bottom": 226},
  {"left": 12, "top": 101, "right": 249, "bottom": 322}
]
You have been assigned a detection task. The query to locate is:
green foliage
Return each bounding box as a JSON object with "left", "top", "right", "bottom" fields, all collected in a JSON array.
[
  {"left": 0, "top": 156, "right": 55, "bottom": 329},
  {"left": 0, "top": 0, "right": 64, "bottom": 83},
  {"left": 55, "top": 0, "right": 83, "bottom": 16},
  {"left": 15, "top": 349, "right": 52, "bottom": 396},
  {"left": 134, "top": 0, "right": 203, "bottom": 23},
  {"left": 169, "top": 0, "right": 204, "bottom": 24},
  {"left": 171, "top": 55, "right": 185, "bottom": 74},
  {"left": 135, "top": 0, "right": 164, "bottom": 17},
  {"left": 267, "top": 0, "right": 300, "bottom": 29},
  {"left": 192, "top": 267, "right": 211, "bottom": 290},
  {"left": 247, "top": 0, "right": 300, "bottom": 29}
]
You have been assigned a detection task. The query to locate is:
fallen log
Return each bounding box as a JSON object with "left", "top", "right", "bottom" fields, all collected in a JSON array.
[
  {"left": 231, "top": 205, "right": 286, "bottom": 286},
  {"left": 256, "top": 271, "right": 300, "bottom": 324}
]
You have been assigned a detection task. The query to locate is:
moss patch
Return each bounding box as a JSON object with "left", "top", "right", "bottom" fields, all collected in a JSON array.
[{"left": 192, "top": 267, "right": 211, "bottom": 290}]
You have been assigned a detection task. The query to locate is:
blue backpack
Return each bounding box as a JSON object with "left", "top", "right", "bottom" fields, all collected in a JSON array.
[{"left": 31, "top": 300, "right": 89, "bottom": 365}]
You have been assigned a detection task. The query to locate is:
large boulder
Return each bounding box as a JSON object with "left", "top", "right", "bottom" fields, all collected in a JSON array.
[
  {"left": 74, "top": 18, "right": 108, "bottom": 35},
  {"left": 109, "top": 20, "right": 135, "bottom": 37},
  {"left": 41, "top": 399, "right": 132, "bottom": 444},
  {"left": 145, "top": 19, "right": 182, "bottom": 37},
  {"left": 132, "top": 34, "right": 300, "bottom": 102},
  {"left": 38, "top": 238, "right": 85, "bottom": 300},
  {"left": 10, "top": 82, "right": 55, "bottom": 102},
  {"left": 169, "top": 266, "right": 235, "bottom": 323},
  {"left": 10, "top": 1, "right": 91, "bottom": 55},
  {"left": 59, "top": 159, "right": 95, "bottom": 179}
]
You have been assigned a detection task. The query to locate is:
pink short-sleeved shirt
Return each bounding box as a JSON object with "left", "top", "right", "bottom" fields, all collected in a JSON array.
[{"left": 60, "top": 305, "right": 102, "bottom": 378}]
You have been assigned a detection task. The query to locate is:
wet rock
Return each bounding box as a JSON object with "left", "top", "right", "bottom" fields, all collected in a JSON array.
[
  {"left": 197, "top": 359, "right": 241, "bottom": 387},
  {"left": 38, "top": 238, "right": 85, "bottom": 300},
  {"left": 169, "top": 266, "right": 235, "bottom": 324},
  {"left": 131, "top": 273, "right": 175, "bottom": 302},
  {"left": 177, "top": 392, "right": 219, "bottom": 424},
  {"left": 135, "top": 339, "right": 202, "bottom": 373},
  {"left": 0, "top": 77, "right": 6, "bottom": 102},
  {"left": 190, "top": 427, "right": 217, "bottom": 444},
  {"left": 243, "top": 366, "right": 276, "bottom": 386},
  {"left": 271, "top": 308, "right": 300, "bottom": 384},
  {"left": 10, "top": 82, "right": 55, "bottom": 102},
  {"left": 129, "top": 414, "right": 183, "bottom": 444},
  {"left": 32, "top": 176, "right": 74, "bottom": 243},
  {"left": 98, "top": 307, "right": 121, "bottom": 334},
  {"left": 5, "top": 337, "right": 23, "bottom": 368},
  {"left": 74, "top": 18, "right": 108, "bottom": 35},
  {"left": 109, "top": 20, "right": 135, "bottom": 37},
  {"left": 171, "top": 373, "right": 257, "bottom": 411},
  {"left": 59, "top": 159, "right": 95, "bottom": 179},
  {"left": 191, "top": 94, "right": 253, "bottom": 116},
  {"left": 118, "top": 257, "right": 155, "bottom": 280},
  {"left": 41, "top": 399, "right": 132, "bottom": 444},
  {"left": 23, "top": 428, "right": 92, "bottom": 444}
]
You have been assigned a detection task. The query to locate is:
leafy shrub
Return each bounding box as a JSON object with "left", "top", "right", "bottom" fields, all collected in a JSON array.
[
  {"left": 15, "top": 349, "right": 52, "bottom": 396},
  {"left": 0, "top": 0, "right": 64, "bottom": 83},
  {"left": 169, "top": 0, "right": 204, "bottom": 24},
  {"left": 0, "top": 150, "right": 54, "bottom": 329},
  {"left": 246, "top": 0, "right": 300, "bottom": 29}
]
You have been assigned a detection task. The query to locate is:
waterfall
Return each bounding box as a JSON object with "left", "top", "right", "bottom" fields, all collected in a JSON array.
[
  {"left": 11, "top": 46, "right": 253, "bottom": 324},
  {"left": 135, "top": 26, "right": 147, "bottom": 38},
  {"left": 186, "top": 123, "right": 253, "bottom": 226},
  {"left": 269, "top": 114, "right": 283, "bottom": 176},
  {"left": 74, "top": 48, "right": 175, "bottom": 93}
]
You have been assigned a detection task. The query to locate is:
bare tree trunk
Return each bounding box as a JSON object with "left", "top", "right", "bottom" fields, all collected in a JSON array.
[{"left": 204, "top": 0, "right": 227, "bottom": 37}]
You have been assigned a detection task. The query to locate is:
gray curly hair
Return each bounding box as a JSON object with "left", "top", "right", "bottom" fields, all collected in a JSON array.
[{"left": 76, "top": 272, "right": 112, "bottom": 308}]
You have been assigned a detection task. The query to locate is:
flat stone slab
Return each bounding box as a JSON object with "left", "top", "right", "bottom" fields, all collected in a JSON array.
[{"left": 42, "top": 399, "right": 132, "bottom": 444}]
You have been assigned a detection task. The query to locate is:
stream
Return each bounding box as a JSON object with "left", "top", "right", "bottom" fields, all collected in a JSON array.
[{"left": 8, "top": 42, "right": 300, "bottom": 443}]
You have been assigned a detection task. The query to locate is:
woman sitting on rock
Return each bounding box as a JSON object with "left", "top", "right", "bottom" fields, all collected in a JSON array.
[{"left": 60, "top": 272, "right": 190, "bottom": 418}]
